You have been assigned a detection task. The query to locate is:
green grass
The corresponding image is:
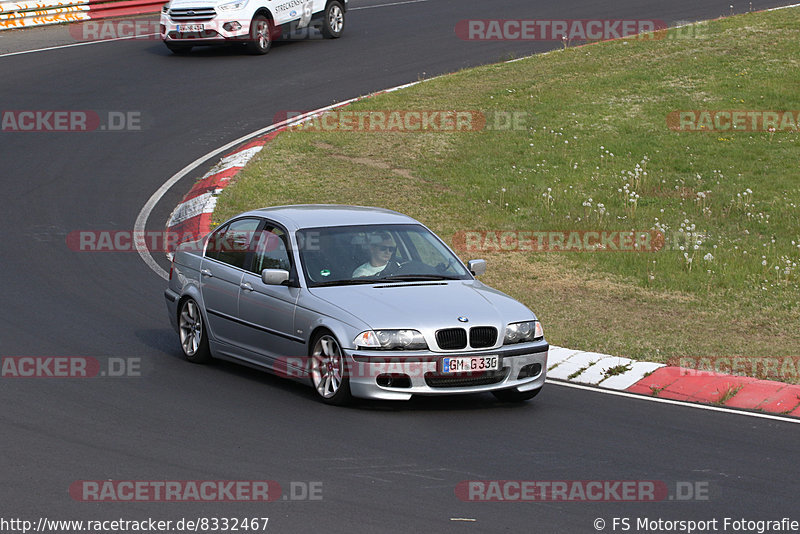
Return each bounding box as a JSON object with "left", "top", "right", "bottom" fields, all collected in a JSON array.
[{"left": 214, "top": 9, "right": 800, "bottom": 381}]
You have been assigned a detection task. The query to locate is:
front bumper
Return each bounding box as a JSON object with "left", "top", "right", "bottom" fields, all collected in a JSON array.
[
  {"left": 160, "top": 12, "right": 252, "bottom": 43},
  {"left": 346, "top": 341, "right": 548, "bottom": 400}
]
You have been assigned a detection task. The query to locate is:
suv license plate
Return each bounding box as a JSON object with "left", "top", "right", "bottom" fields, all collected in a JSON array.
[{"left": 177, "top": 24, "right": 204, "bottom": 32}]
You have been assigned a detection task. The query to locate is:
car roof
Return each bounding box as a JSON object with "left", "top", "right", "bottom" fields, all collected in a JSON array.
[{"left": 235, "top": 204, "right": 421, "bottom": 232}]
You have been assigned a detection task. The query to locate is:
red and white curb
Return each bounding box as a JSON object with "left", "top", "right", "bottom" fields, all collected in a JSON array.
[{"left": 548, "top": 346, "right": 800, "bottom": 417}]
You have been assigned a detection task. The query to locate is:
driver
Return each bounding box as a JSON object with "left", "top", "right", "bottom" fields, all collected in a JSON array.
[{"left": 352, "top": 232, "right": 397, "bottom": 277}]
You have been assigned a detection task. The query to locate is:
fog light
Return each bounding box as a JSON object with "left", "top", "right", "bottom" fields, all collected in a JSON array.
[
  {"left": 376, "top": 374, "right": 411, "bottom": 388},
  {"left": 517, "top": 363, "right": 542, "bottom": 379},
  {"left": 223, "top": 21, "right": 242, "bottom": 31},
  {"left": 160, "top": 24, "right": 166, "bottom": 34}
]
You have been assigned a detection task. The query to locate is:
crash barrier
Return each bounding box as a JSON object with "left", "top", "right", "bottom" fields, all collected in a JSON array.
[{"left": 0, "top": 0, "right": 163, "bottom": 31}]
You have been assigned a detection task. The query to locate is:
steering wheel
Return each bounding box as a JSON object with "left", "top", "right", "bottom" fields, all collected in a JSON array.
[{"left": 379, "top": 260, "right": 405, "bottom": 276}]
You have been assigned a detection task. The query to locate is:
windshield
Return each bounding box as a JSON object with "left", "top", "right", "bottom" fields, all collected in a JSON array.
[{"left": 296, "top": 224, "right": 471, "bottom": 287}]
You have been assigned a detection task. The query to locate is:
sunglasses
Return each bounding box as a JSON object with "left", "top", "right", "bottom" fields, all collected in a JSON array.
[{"left": 374, "top": 245, "right": 396, "bottom": 253}]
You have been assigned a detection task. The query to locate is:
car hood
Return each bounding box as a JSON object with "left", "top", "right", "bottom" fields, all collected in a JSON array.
[
  {"left": 307, "top": 281, "right": 535, "bottom": 331},
  {"left": 167, "top": 0, "right": 219, "bottom": 7}
]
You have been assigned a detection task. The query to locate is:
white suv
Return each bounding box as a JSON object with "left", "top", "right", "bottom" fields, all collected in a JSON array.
[{"left": 160, "top": 0, "right": 347, "bottom": 55}]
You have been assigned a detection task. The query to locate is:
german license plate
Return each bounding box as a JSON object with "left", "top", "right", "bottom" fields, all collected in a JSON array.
[
  {"left": 442, "top": 355, "right": 499, "bottom": 373},
  {"left": 177, "top": 24, "right": 204, "bottom": 32}
]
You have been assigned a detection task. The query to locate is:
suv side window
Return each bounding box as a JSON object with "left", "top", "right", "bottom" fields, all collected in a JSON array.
[
  {"left": 205, "top": 218, "right": 261, "bottom": 269},
  {"left": 251, "top": 227, "right": 292, "bottom": 273}
]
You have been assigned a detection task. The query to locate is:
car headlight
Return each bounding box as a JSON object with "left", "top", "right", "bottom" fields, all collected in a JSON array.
[
  {"left": 161, "top": 2, "right": 170, "bottom": 13},
  {"left": 218, "top": 0, "right": 248, "bottom": 11},
  {"left": 354, "top": 330, "right": 428, "bottom": 350},
  {"left": 503, "top": 321, "right": 543, "bottom": 344}
]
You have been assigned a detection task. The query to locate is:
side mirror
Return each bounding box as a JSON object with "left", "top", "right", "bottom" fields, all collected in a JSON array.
[
  {"left": 261, "top": 269, "right": 290, "bottom": 286},
  {"left": 467, "top": 259, "right": 487, "bottom": 277}
]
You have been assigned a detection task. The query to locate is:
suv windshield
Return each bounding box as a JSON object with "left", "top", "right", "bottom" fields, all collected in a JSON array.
[{"left": 297, "top": 224, "right": 471, "bottom": 287}]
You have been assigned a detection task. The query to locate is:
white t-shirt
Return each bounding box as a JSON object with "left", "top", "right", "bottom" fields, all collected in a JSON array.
[{"left": 352, "top": 262, "right": 387, "bottom": 278}]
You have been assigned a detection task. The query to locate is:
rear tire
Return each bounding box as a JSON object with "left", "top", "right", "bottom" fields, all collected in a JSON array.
[
  {"left": 178, "top": 298, "right": 212, "bottom": 363},
  {"left": 321, "top": 1, "right": 345, "bottom": 39},
  {"left": 166, "top": 43, "right": 193, "bottom": 55},
  {"left": 246, "top": 15, "right": 272, "bottom": 55},
  {"left": 492, "top": 386, "right": 542, "bottom": 403}
]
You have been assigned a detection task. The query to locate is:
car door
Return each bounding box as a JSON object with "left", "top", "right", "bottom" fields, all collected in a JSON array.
[
  {"left": 199, "top": 217, "right": 262, "bottom": 347},
  {"left": 237, "top": 223, "right": 303, "bottom": 365},
  {"left": 272, "top": 0, "right": 311, "bottom": 26}
]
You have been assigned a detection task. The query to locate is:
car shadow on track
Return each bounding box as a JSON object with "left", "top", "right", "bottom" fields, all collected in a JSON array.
[{"left": 144, "top": 37, "right": 321, "bottom": 58}]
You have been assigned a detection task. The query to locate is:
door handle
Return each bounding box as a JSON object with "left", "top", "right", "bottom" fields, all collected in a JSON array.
[
  {"left": 200, "top": 269, "right": 213, "bottom": 277},
  {"left": 240, "top": 282, "right": 254, "bottom": 292}
]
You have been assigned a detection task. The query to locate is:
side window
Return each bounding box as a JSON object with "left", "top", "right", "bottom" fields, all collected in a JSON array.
[
  {"left": 204, "top": 218, "right": 261, "bottom": 269},
  {"left": 251, "top": 227, "right": 291, "bottom": 274}
]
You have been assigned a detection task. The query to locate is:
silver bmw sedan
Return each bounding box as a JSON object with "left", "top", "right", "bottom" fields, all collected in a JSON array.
[{"left": 165, "top": 205, "right": 548, "bottom": 404}]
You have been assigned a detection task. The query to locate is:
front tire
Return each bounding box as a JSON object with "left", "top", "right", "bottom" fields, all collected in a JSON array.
[
  {"left": 321, "top": 1, "right": 345, "bottom": 39},
  {"left": 309, "top": 332, "right": 352, "bottom": 405},
  {"left": 246, "top": 15, "right": 272, "bottom": 55},
  {"left": 492, "top": 386, "right": 542, "bottom": 403},
  {"left": 178, "top": 298, "right": 212, "bottom": 363}
]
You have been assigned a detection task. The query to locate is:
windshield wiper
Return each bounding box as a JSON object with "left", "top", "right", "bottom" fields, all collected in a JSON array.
[
  {"left": 380, "top": 275, "right": 462, "bottom": 282},
  {"left": 311, "top": 279, "right": 383, "bottom": 287}
]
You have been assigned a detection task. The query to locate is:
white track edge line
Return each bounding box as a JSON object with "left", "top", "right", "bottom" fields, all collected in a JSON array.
[
  {"left": 0, "top": 33, "right": 158, "bottom": 59},
  {"left": 350, "top": 0, "right": 431, "bottom": 10}
]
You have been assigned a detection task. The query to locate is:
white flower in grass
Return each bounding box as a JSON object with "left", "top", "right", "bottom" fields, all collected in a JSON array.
[{"left": 704, "top": 253, "right": 714, "bottom": 261}]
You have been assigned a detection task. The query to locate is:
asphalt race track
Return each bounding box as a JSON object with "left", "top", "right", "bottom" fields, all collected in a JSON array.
[{"left": 1, "top": 1, "right": 799, "bottom": 532}]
